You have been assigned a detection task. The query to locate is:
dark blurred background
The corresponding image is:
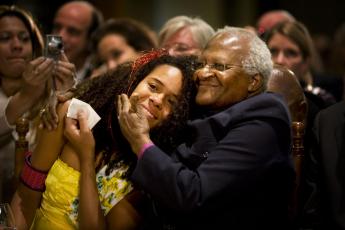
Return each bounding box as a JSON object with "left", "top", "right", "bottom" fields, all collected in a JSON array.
[{"left": 2, "top": 0, "right": 344, "bottom": 38}]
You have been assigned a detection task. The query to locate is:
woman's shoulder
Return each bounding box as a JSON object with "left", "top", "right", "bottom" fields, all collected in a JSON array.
[
  {"left": 55, "top": 99, "right": 73, "bottom": 120},
  {"left": 58, "top": 100, "right": 71, "bottom": 112}
]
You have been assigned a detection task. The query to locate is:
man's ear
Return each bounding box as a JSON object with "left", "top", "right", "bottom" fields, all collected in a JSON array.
[{"left": 248, "top": 74, "right": 264, "bottom": 92}]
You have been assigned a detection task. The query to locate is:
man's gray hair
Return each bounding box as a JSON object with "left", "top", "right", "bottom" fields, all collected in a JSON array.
[
  {"left": 159, "top": 15, "right": 215, "bottom": 49},
  {"left": 216, "top": 26, "right": 273, "bottom": 89}
]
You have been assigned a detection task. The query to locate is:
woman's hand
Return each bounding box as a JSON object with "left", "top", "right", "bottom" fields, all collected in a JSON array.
[
  {"left": 5, "top": 57, "right": 54, "bottom": 125},
  {"left": 38, "top": 53, "right": 76, "bottom": 130},
  {"left": 117, "top": 93, "right": 152, "bottom": 155},
  {"left": 53, "top": 52, "right": 76, "bottom": 92},
  {"left": 39, "top": 87, "right": 77, "bottom": 130},
  {"left": 64, "top": 110, "right": 95, "bottom": 163},
  {"left": 21, "top": 56, "right": 54, "bottom": 101}
]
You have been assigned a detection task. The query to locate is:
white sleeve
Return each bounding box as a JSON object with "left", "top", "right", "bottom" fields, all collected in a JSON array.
[{"left": 0, "top": 96, "right": 16, "bottom": 136}]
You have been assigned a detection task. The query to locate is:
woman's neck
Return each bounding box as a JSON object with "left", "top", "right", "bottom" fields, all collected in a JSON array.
[{"left": 0, "top": 75, "right": 22, "bottom": 97}]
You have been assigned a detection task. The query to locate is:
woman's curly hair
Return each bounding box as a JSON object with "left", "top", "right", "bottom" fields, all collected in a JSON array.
[{"left": 73, "top": 54, "right": 197, "bottom": 178}]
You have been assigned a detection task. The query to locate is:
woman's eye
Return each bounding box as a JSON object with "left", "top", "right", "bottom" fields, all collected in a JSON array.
[
  {"left": 0, "top": 32, "right": 10, "bottom": 42},
  {"left": 269, "top": 48, "right": 279, "bottom": 57},
  {"left": 168, "top": 99, "right": 177, "bottom": 106},
  {"left": 148, "top": 83, "right": 157, "bottom": 91},
  {"left": 18, "top": 33, "right": 30, "bottom": 42},
  {"left": 284, "top": 49, "right": 300, "bottom": 58},
  {"left": 111, "top": 50, "right": 122, "bottom": 59}
]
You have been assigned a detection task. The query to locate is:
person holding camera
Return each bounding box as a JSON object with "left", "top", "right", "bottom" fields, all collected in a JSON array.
[
  {"left": 51, "top": 1, "right": 104, "bottom": 84},
  {"left": 0, "top": 5, "right": 75, "bottom": 203}
]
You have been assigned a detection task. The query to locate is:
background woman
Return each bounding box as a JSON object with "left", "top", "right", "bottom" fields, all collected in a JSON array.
[
  {"left": 90, "top": 18, "right": 157, "bottom": 78},
  {"left": 0, "top": 5, "right": 75, "bottom": 203}
]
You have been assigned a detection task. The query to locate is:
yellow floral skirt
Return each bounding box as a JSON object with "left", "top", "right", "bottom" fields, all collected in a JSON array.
[{"left": 30, "top": 158, "right": 133, "bottom": 229}]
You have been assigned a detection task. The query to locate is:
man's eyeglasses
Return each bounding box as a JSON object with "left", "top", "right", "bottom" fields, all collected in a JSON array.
[{"left": 194, "top": 61, "right": 240, "bottom": 72}]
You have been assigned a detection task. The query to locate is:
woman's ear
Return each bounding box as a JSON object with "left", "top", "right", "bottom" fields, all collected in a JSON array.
[{"left": 248, "top": 74, "right": 264, "bottom": 92}]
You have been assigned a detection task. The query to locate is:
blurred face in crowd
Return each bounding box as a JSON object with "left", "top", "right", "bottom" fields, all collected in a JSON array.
[
  {"left": 0, "top": 15, "right": 32, "bottom": 78},
  {"left": 256, "top": 11, "right": 295, "bottom": 36},
  {"left": 268, "top": 33, "right": 308, "bottom": 80},
  {"left": 97, "top": 34, "right": 140, "bottom": 70},
  {"left": 52, "top": 2, "right": 92, "bottom": 67},
  {"left": 131, "top": 64, "right": 182, "bottom": 128},
  {"left": 193, "top": 33, "right": 256, "bottom": 110},
  {"left": 162, "top": 27, "right": 201, "bottom": 57}
]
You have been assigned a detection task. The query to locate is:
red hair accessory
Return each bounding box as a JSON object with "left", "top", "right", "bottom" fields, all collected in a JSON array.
[{"left": 126, "top": 48, "right": 168, "bottom": 94}]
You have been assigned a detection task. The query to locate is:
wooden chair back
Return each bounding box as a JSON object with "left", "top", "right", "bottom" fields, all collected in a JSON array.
[
  {"left": 289, "top": 121, "right": 305, "bottom": 220},
  {"left": 14, "top": 117, "right": 29, "bottom": 178}
]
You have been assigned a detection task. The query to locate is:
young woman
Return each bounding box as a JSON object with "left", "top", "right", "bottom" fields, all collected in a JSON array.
[{"left": 12, "top": 50, "right": 196, "bottom": 230}]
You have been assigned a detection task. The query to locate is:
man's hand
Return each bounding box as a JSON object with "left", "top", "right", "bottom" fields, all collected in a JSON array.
[{"left": 117, "top": 93, "right": 152, "bottom": 155}]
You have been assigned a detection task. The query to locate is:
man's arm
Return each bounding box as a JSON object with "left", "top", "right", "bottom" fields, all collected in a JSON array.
[{"left": 124, "top": 116, "right": 288, "bottom": 212}]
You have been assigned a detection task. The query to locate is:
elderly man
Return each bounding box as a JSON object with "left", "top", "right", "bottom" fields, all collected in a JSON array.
[
  {"left": 116, "top": 27, "right": 295, "bottom": 229},
  {"left": 52, "top": 1, "right": 103, "bottom": 83}
]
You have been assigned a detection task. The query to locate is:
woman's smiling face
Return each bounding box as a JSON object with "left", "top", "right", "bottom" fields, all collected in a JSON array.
[{"left": 131, "top": 64, "right": 183, "bottom": 128}]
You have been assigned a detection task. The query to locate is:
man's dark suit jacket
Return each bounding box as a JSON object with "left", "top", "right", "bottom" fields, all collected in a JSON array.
[
  {"left": 304, "top": 101, "right": 345, "bottom": 229},
  {"left": 131, "top": 93, "right": 295, "bottom": 229}
]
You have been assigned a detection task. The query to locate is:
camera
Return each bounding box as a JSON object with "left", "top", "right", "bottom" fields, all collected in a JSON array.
[{"left": 45, "top": 35, "right": 63, "bottom": 61}]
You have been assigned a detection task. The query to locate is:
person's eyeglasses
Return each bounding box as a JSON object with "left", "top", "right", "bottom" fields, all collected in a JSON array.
[{"left": 194, "top": 61, "right": 240, "bottom": 72}]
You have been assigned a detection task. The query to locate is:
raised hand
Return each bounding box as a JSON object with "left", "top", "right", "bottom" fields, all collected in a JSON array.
[
  {"left": 64, "top": 110, "right": 95, "bottom": 163},
  {"left": 39, "top": 53, "right": 77, "bottom": 130},
  {"left": 53, "top": 52, "right": 76, "bottom": 92},
  {"left": 21, "top": 57, "right": 54, "bottom": 101},
  {"left": 117, "top": 93, "right": 151, "bottom": 154}
]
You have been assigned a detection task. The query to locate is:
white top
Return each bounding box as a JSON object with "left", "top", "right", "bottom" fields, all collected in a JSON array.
[{"left": 0, "top": 88, "right": 38, "bottom": 183}]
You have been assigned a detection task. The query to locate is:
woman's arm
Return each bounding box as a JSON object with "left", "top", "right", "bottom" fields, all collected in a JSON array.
[
  {"left": 64, "top": 111, "right": 105, "bottom": 229},
  {"left": 78, "top": 157, "right": 105, "bottom": 230},
  {"left": 5, "top": 57, "right": 54, "bottom": 125},
  {"left": 65, "top": 110, "right": 142, "bottom": 229},
  {"left": 11, "top": 101, "right": 70, "bottom": 230},
  {"left": 40, "top": 52, "right": 77, "bottom": 131},
  {"left": 105, "top": 191, "right": 143, "bottom": 230}
]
